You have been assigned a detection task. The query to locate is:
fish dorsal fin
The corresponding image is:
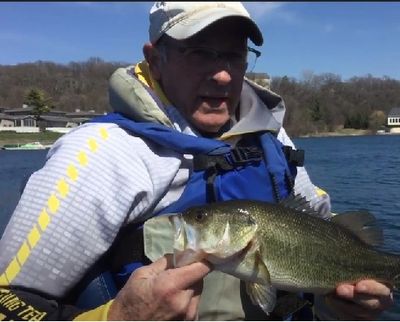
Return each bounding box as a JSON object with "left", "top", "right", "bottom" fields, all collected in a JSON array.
[
  {"left": 331, "top": 211, "right": 384, "bottom": 246},
  {"left": 279, "top": 194, "right": 320, "bottom": 217}
]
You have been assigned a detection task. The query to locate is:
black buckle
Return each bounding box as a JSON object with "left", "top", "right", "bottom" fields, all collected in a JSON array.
[
  {"left": 228, "top": 147, "right": 263, "bottom": 166},
  {"left": 283, "top": 146, "right": 305, "bottom": 167}
]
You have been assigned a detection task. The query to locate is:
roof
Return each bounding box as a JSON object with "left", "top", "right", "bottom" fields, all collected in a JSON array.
[
  {"left": 388, "top": 107, "right": 400, "bottom": 117},
  {"left": 4, "top": 107, "right": 34, "bottom": 113},
  {"left": 0, "top": 113, "right": 34, "bottom": 120},
  {"left": 44, "top": 110, "right": 67, "bottom": 115},
  {"left": 40, "top": 115, "right": 71, "bottom": 122},
  {"left": 65, "top": 111, "right": 103, "bottom": 117}
]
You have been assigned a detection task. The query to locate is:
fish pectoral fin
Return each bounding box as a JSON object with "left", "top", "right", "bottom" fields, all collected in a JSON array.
[
  {"left": 255, "top": 250, "right": 271, "bottom": 282},
  {"left": 246, "top": 282, "right": 277, "bottom": 315}
]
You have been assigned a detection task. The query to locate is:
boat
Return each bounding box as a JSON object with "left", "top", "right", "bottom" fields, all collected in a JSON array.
[{"left": 1, "top": 142, "right": 50, "bottom": 150}]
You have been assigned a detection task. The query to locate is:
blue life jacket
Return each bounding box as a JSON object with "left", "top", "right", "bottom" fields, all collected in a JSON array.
[{"left": 74, "top": 112, "right": 305, "bottom": 315}]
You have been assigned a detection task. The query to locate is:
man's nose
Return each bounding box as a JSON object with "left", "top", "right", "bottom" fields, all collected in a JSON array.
[{"left": 210, "top": 67, "right": 232, "bottom": 86}]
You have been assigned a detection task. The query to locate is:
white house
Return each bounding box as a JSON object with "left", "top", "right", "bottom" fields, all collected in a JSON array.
[{"left": 387, "top": 107, "right": 400, "bottom": 134}]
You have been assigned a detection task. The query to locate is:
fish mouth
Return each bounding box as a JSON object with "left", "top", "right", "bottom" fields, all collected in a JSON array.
[{"left": 169, "top": 214, "right": 206, "bottom": 267}]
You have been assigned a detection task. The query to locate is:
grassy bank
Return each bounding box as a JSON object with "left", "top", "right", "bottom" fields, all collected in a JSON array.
[
  {"left": 299, "top": 128, "right": 373, "bottom": 138},
  {"left": 0, "top": 128, "right": 374, "bottom": 146},
  {"left": 0, "top": 131, "right": 65, "bottom": 146}
]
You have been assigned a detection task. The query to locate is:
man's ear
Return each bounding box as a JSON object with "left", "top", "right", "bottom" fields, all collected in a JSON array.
[{"left": 143, "top": 43, "right": 162, "bottom": 80}]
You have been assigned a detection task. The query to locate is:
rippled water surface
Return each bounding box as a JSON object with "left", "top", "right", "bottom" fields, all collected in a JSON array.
[{"left": 294, "top": 135, "right": 400, "bottom": 320}]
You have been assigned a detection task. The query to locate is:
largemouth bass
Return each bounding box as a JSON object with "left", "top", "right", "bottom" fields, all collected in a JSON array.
[{"left": 165, "top": 197, "right": 400, "bottom": 314}]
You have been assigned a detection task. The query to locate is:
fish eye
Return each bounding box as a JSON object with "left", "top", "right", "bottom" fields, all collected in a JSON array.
[{"left": 195, "top": 210, "right": 207, "bottom": 222}]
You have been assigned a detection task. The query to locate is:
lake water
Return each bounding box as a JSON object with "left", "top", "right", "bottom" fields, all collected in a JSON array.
[
  {"left": 0, "top": 135, "right": 399, "bottom": 320},
  {"left": 293, "top": 135, "right": 400, "bottom": 321}
]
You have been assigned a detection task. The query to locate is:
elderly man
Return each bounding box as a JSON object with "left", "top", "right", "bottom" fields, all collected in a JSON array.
[{"left": 0, "top": 2, "right": 393, "bottom": 320}]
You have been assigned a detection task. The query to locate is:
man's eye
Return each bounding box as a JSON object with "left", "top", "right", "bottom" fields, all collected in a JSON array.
[
  {"left": 189, "top": 48, "right": 215, "bottom": 60},
  {"left": 225, "top": 52, "right": 246, "bottom": 62}
]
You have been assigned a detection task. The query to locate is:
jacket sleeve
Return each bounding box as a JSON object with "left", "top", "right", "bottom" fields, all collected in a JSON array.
[
  {"left": 0, "top": 123, "right": 180, "bottom": 299},
  {"left": 0, "top": 286, "right": 113, "bottom": 321},
  {"left": 277, "top": 127, "right": 332, "bottom": 219}
]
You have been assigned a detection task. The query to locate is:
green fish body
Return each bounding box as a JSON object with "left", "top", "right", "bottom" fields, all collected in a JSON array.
[{"left": 169, "top": 197, "right": 400, "bottom": 314}]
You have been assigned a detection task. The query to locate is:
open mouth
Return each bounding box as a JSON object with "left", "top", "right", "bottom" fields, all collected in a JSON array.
[
  {"left": 169, "top": 215, "right": 207, "bottom": 267},
  {"left": 201, "top": 96, "right": 228, "bottom": 108}
]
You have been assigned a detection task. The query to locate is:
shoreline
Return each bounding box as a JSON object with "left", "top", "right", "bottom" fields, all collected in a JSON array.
[
  {"left": 1, "top": 129, "right": 398, "bottom": 146},
  {"left": 0, "top": 131, "right": 64, "bottom": 147},
  {"left": 297, "top": 129, "right": 372, "bottom": 138},
  {"left": 298, "top": 129, "right": 400, "bottom": 138}
]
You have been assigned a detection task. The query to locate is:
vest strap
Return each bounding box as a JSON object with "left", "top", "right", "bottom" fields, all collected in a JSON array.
[
  {"left": 283, "top": 146, "right": 305, "bottom": 167},
  {"left": 193, "top": 146, "right": 263, "bottom": 172}
]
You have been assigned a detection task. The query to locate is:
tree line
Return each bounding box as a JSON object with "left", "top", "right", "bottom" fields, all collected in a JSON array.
[{"left": 1, "top": 58, "right": 400, "bottom": 137}]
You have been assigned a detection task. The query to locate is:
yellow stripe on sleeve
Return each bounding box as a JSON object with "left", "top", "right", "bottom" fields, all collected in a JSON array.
[
  {"left": 0, "top": 275, "right": 9, "bottom": 286},
  {"left": 74, "top": 300, "right": 114, "bottom": 321},
  {"left": 67, "top": 164, "right": 79, "bottom": 181},
  {"left": 5, "top": 258, "right": 20, "bottom": 283},
  {"left": 77, "top": 151, "right": 88, "bottom": 166},
  {"left": 0, "top": 125, "right": 111, "bottom": 285},
  {"left": 38, "top": 209, "right": 50, "bottom": 231},
  {"left": 88, "top": 138, "right": 98, "bottom": 152},
  {"left": 27, "top": 226, "right": 40, "bottom": 248},
  {"left": 16, "top": 242, "right": 30, "bottom": 266},
  {"left": 57, "top": 179, "right": 69, "bottom": 198},
  {"left": 99, "top": 127, "right": 109, "bottom": 140},
  {"left": 47, "top": 194, "right": 60, "bottom": 214}
]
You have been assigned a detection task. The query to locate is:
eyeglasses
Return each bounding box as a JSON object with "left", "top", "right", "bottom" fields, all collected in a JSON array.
[{"left": 166, "top": 43, "right": 261, "bottom": 72}]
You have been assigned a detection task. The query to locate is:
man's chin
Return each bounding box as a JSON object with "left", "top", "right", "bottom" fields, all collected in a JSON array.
[{"left": 192, "top": 118, "right": 230, "bottom": 136}]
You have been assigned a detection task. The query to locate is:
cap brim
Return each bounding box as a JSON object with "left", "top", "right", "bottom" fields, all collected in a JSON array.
[{"left": 164, "top": 9, "right": 263, "bottom": 46}]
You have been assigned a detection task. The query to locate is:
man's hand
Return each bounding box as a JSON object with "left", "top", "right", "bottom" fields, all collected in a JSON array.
[
  {"left": 108, "top": 254, "right": 212, "bottom": 320},
  {"left": 325, "top": 279, "right": 394, "bottom": 320}
]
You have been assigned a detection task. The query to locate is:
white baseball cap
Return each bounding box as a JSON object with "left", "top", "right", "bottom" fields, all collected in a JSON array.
[{"left": 149, "top": 2, "right": 263, "bottom": 46}]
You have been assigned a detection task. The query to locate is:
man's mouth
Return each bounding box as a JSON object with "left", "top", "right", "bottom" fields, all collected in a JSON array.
[{"left": 200, "top": 96, "right": 229, "bottom": 108}]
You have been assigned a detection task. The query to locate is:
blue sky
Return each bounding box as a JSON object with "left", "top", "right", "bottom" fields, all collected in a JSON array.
[{"left": 1, "top": 2, "right": 400, "bottom": 81}]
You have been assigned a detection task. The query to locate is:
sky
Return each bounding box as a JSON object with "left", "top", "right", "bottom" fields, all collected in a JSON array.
[{"left": 1, "top": 2, "right": 400, "bottom": 81}]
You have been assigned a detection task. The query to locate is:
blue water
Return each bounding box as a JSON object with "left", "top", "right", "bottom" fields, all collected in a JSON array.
[
  {"left": 0, "top": 135, "right": 399, "bottom": 319},
  {"left": 293, "top": 135, "right": 400, "bottom": 320},
  {"left": 0, "top": 149, "right": 48, "bottom": 234}
]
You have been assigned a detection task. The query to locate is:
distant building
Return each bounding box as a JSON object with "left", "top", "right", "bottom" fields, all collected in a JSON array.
[
  {"left": 387, "top": 107, "right": 400, "bottom": 134},
  {"left": 0, "top": 106, "right": 104, "bottom": 133},
  {"left": 0, "top": 113, "right": 16, "bottom": 127},
  {"left": 245, "top": 72, "right": 271, "bottom": 89},
  {"left": 0, "top": 112, "right": 36, "bottom": 128},
  {"left": 66, "top": 110, "right": 104, "bottom": 126}
]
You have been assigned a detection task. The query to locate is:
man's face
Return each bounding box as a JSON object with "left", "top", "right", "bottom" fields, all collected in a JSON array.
[{"left": 156, "top": 19, "right": 248, "bottom": 134}]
